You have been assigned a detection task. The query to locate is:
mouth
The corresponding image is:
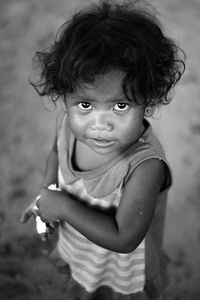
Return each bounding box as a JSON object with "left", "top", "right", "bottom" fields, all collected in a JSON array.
[{"left": 88, "top": 138, "right": 115, "bottom": 148}]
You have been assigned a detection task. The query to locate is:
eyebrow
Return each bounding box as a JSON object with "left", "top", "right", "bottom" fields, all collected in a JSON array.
[
  {"left": 73, "top": 94, "right": 130, "bottom": 103},
  {"left": 74, "top": 95, "right": 96, "bottom": 102}
]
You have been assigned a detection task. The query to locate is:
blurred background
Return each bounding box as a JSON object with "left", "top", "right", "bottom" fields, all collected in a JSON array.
[{"left": 0, "top": 0, "right": 199, "bottom": 299}]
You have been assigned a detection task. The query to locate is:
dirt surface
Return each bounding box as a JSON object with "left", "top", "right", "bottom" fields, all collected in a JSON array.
[{"left": 0, "top": 0, "right": 200, "bottom": 299}]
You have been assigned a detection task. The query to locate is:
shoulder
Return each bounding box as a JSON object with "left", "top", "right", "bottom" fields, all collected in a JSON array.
[
  {"left": 126, "top": 158, "right": 166, "bottom": 195},
  {"left": 125, "top": 120, "right": 172, "bottom": 191},
  {"left": 56, "top": 109, "right": 66, "bottom": 135}
]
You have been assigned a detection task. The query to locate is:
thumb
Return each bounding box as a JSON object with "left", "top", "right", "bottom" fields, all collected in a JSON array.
[{"left": 20, "top": 207, "right": 34, "bottom": 223}]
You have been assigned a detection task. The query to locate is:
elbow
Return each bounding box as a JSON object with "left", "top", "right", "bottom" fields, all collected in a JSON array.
[
  {"left": 113, "top": 229, "right": 146, "bottom": 253},
  {"left": 119, "top": 247, "right": 135, "bottom": 254},
  {"left": 112, "top": 225, "right": 147, "bottom": 253},
  {"left": 115, "top": 244, "right": 137, "bottom": 254},
  {"left": 110, "top": 239, "right": 142, "bottom": 254}
]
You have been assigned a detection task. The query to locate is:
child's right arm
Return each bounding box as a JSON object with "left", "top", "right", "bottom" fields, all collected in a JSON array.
[
  {"left": 21, "top": 131, "right": 58, "bottom": 224},
  {"left": 40, "top": 133, "right": 58, "bottom": 190}
]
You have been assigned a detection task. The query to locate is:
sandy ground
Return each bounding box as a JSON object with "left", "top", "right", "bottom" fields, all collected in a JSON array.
[{"left": 0, "top": 0, "right": 200, "bottom": 299}]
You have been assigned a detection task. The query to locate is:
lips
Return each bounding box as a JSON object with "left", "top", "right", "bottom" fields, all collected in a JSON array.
[{"left": 88, "top": 138, "right": 115, "bottom": 148}]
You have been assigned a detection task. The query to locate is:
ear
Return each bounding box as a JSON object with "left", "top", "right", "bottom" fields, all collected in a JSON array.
[{"left": 145, "top": 106, "right": 155, "bottom": 117}]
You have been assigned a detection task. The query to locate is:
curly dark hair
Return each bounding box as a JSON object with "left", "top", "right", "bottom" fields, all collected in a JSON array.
[{"left": 31, "top": 0, "right": 185, "bottom": 107}]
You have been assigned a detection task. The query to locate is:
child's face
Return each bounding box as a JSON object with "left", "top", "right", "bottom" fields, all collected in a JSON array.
[{"left": 65, "top": 71, "right": 145, "bottom": 155}]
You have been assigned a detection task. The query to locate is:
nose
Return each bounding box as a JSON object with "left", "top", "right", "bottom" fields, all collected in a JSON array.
[{"left": 89, "top": 112, "right": 113, "bottom": 131}]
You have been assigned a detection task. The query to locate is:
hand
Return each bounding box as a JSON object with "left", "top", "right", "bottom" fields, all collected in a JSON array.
[
  {"left": 20, "top": 186, "right": 48, "bottom": 224},
  {"left": 35, "top": 188, "right": 66, "bottom": 223}
]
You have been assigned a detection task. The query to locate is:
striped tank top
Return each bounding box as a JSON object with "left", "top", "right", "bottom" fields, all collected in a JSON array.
[
  {"left": 58, "top": 171, "right": 145, "bottom": 294},
  {"left": 56, "top": 112, "right": 172, "bottom": 294}
]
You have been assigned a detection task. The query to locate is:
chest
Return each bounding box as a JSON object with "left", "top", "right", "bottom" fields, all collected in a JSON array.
[{"left": 73, "top": 140, "right": 117, "bottom": 171}]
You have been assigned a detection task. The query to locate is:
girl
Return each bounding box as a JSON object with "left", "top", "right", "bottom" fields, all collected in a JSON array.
[{"left": 21, "top": 1, "right": 185, "bottom": 299}]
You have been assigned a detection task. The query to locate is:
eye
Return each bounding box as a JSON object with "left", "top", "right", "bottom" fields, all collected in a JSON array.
[
  {"left": 114, "top": 103, "right": 130, "bottom": 112},
  {"left": 77, "top": 101, "right": 92, "bottom": 111}
]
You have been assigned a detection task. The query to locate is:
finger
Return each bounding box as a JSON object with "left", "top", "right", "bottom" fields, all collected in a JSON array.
[
  {"left": 39, "top": 215, "right": 49, "bottom": 223},
  {"left": 35, "top": 209, "right": 47, "bottom": 222},
  {"left": 35, "top": 195, "right": 41, "bottom": 208},
  {"left": 20, "top": 208, "right": 33, "bottom": 223},
  {"left": 46, "top": 221, "right": 59, "bottom": 235},
  {"left": 46, "top": 223, "right": 55, "bottom": 235},
  {"left": 49, "top": 221, "right": 58, "bottom": 229},
  {"left": 40, "top": 233, "right": 48, "bottom": 242},
  {"left": 52, "top": 221, "right": 60, "bottom": 228}
]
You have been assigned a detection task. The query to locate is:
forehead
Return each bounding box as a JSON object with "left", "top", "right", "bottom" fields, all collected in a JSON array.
[{"left": 76, "top": 71, "right": 126, "bottom": 100}]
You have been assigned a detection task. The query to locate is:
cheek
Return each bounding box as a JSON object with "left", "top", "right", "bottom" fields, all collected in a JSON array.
[
  {"left": 116, "top": 116, "right": 134, "bottom": 132},
  {"left": 67, "top": 112, "right": 88, "bottom": 137},
  {"left": 116, "top": 115, "right": 143, "bottom": 140}
]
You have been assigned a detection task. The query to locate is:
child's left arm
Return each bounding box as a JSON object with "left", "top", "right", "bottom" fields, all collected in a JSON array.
[{"left": 36, "top": 158, "right": 166, "bottom": 253}]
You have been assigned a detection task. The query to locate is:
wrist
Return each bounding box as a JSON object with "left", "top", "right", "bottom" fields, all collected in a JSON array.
[
  {"left": 39, "top": 186, "right": 48, "bottom": 193},
  {"left": 40, "top": 185, "right": 48, "bottom": 189}
]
